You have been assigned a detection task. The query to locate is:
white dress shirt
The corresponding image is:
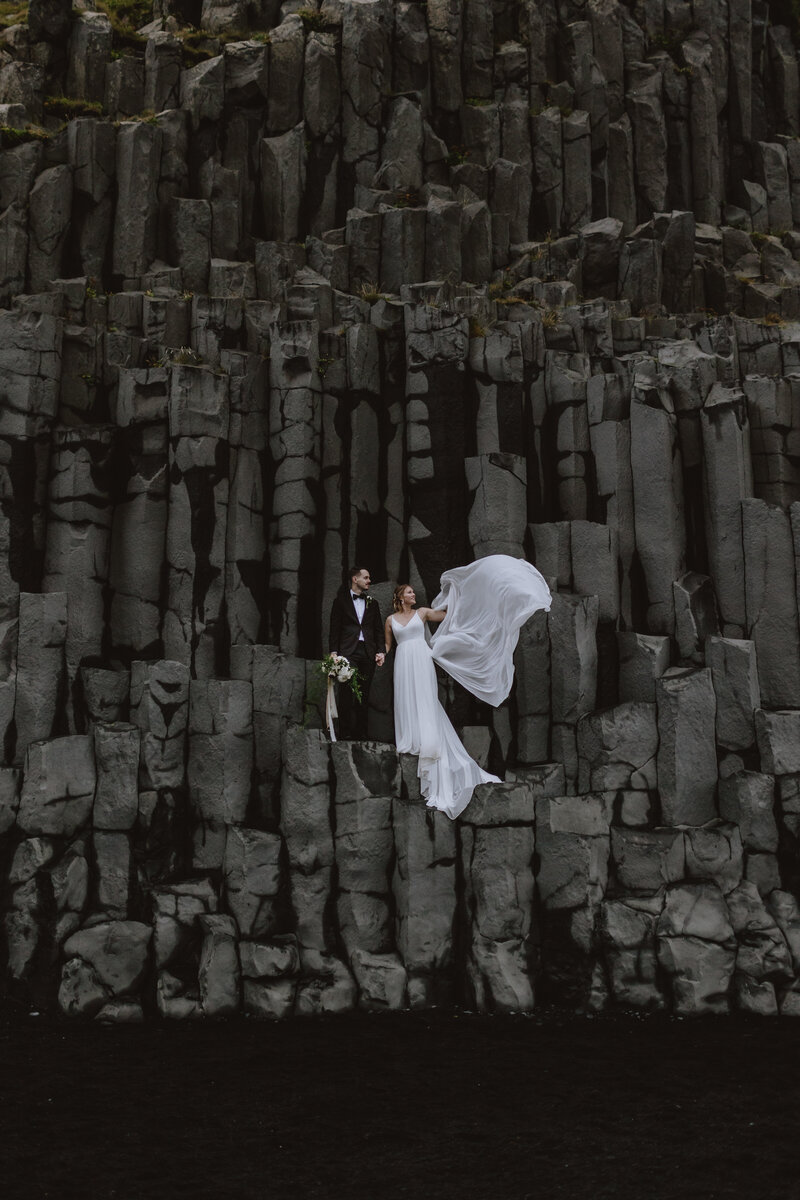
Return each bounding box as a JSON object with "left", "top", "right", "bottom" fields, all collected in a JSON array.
[{"left": 351, "top": 592, "right": 366, "bottom": 641}]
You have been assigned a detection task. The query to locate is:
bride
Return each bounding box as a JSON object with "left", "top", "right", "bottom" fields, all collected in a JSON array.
[{"left": 384, "top": 555, "right": 552, "bottom": 820}]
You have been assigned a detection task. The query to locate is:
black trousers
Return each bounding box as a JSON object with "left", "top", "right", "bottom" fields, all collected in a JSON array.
[{"left": 337, "top": 644, "right": 376, "bottom": 740}]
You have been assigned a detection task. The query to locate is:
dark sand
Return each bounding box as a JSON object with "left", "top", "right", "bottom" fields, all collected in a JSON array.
[{"left": 1, "top": 1007, "right": 797, "bottom": 1199}]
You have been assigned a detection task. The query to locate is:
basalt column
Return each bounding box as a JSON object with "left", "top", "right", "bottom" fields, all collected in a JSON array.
[
  {"left": 224, "top": 350, "right": 268, "bottom": 649},
  {"left": 163, "top": 363, "right": 230, "bottom": 678},
  {"left": 267, "top": 321, "right": 322, "bottom": 657},
  {"left": 109, "top": 366, "right": 170, "bottom": 662},
  {"left": 404, "top": 305, "right": 470, "bottom": 601},
  {"left": 41, "top": 425, "right": 114, "bottom": 723}
]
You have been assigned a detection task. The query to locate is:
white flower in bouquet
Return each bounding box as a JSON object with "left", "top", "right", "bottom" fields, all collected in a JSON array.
[{"left": 316, "top": 652, "right": 363, "bottom": 706}]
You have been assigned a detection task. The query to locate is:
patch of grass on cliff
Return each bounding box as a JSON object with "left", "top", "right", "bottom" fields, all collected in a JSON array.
[
  {"left": 177, "top": 25, "right": 265, "bottom": 65},
  {"left": 44, "top": 96, "right": 104, "bottom": 119},
  {"left": 0, "top": 2, "right": 27, "bottom": 28},
  {"left": 96, "top": 0, "right": 151, "bottom": 49},
  {"left": 179, "top": 26, "right": 222, "bottom": 64},
  {"left": 297, "top": 7, "right": 329, "bottom": 32},
  {"left": 0, "top": 124, "right": 50, "bottom": 147}
]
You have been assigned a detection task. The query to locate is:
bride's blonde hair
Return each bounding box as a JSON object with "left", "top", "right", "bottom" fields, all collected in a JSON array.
[{"left": 392, "top": 583, "right": 412, "bottom": 613}]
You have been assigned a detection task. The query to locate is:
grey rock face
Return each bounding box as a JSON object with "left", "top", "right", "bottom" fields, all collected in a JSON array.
[
  {"left": 18, "top": 736, "right": 95, "bottom": 838},
  {"left": 332, "top": 740, "right": 398, "bottom": 957},
  {"left": 392, "top": 796, "right": 456, "bottom": 1008},
  {"left": 3, "top": 0, "right": 800, "bottom": 1021},
  {"left": 462, "top": 782, "right": 536, "bottom": 1012},
  {"left": 657, "top": 669, "right": 718, "bottom": 825},
  {"left": 131, "top": 660, "right": 190, "bottom": 791}
]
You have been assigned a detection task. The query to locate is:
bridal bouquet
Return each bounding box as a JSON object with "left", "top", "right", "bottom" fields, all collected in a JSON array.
[
  {"left": 317, "top": 653, "right": 362, "bottom": 741},
  {"left": 319, "top": 652, "right": 363, "bottom": 701}
]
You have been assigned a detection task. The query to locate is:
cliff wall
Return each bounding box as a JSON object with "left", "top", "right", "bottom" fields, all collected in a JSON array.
[{"left": 2, "top": 0, "right": 800, "bottom": 1018}]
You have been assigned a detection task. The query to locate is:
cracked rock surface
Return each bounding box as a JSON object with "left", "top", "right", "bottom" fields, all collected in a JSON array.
[{"left": 4, "top": 0, "right": 800, "bottom": 1017}]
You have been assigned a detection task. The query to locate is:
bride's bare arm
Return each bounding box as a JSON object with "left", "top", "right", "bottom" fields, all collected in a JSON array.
[
  {"left": 384, "top": 615, "right": 394, "bottom": 655},
  {"left": 418, "top": 606, "right": 447, "bottom": 624}
]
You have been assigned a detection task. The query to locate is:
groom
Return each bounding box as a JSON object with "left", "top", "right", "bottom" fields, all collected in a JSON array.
[{"left": 328, "top": 565, "right": 385, "bottom": 739}]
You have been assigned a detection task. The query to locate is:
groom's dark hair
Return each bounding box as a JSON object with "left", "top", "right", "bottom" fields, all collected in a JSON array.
[{"left": 348, "top": 565, "right": 368, "bottom": 581}]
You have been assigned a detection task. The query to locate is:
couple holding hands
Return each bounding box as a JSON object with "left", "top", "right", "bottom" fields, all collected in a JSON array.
[{"left": 328, "top": 556, "right": 551, "bottom": 820}]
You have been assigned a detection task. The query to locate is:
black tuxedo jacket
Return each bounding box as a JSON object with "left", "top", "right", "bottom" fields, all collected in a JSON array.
[{"left": 329, "top": 586, "right": 383, "bottom": 659}]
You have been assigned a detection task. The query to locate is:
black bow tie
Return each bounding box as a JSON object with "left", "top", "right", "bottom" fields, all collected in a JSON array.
[{"left": 351, "top": 593, "right": 363, "bottom": 600}]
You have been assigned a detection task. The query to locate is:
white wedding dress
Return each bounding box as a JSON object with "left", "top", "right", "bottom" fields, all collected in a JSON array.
[{"left": 392, "top": 555, "right": 552, "bottom": 820}]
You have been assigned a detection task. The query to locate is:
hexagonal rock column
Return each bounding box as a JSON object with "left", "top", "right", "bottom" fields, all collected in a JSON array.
[
  {"left": 380, "top": 207, "right": 426, "bottom": 294},
  {"left": 514, "top": 609, "right": 551, "bottom": 765},
  {"left": 755, "top": 716, "right": 800, "bottom": 790},
  {"left": 28, "top": 165, "right": 72, "bottom": 294},
  {"left": 700, "top": 385, "right": 752, "bottom": 637},
  {"left": 0, "top": 307, "right": 62, "bottom": 596},
  {"left": 404, "top": 306, "right": 470, "bottom": 600},
  {"left": 187, "top": 679, "right": 253, "bottom": 870},
  {"left": 67, "top": 118, "right": 116, "bottom": 281},
  {"left": 280, "top": 725, "right": 333, "bottom": 952},
  {"left": 705, "top": 637, "right": 761, "bottom": 752},
  {"left": 630, "top": 372, "right": 686, "bottom": 635},
  {"left": 267, "top": 322, "right": 322, "bottom": 656},
  {"left": 109, "top": 367, "right": 170, "bottom": 661},
  {"left": 465, "top": 453, "right": 527, "bottom": 559},
  {"left": 332, "top": 740, "right": 407, "bottom": 1010},
  {"left": 392, "top": 794, "right": 457, "bottom": 1009},
  {"left": 468, "top": 326, "right": 525, "bottom": 457},
  {"left": 239, "top": 644, "right": 306, "bottom": 826},
  {"left": 548, "top": 593, "right": 599, "bottom": 790},
  {"left": 280, "top": 726, "right": 356, "bottom": 1015},
  {"left": 260, "top": 124, "right": 307, "bottom": 243},
  {"left": 113, "top": 120, "right": 162, "bottom": 282},
  {"left": 92, "top": 829, "right": 133, "bottom": 920},
  {"left": 535, "top": 792, "right": 611, "bottom": 1008},
  {"left": 460, "top": 781, "right": 536, "bottom": 1013},
  {"left": 42, "top": 427, "right": 114, "bottom": 718},
  {"left": 18, "top": 735, "right": 96, "bottom": 838},
  {"left": 198, "top": 914, "right": 240, "bottom": 1018},
  {"left": 570, "top": 521, "right": 621, "bottom": 628},
  {"left": 303, "top": 28, "right": 342, "bottom": 237},
  {"left": 130, "top": 658, "right": 190, "bottom": 791},
  {"left": 224, "top": 352, "right": 268, "bottom": 649},
  {"left": 340, "top": 321, "right": 387, "bottom": 580},
  {"left": 656, "top": 883, "right": 736, "bottom": 1015},
  {"left": 163, "top": 364, "right": 230, "bottom": 677},
  {"left": 656, "top": 668, "right": 718, "bottom": 826},
  {"left": 341, "top": 0, "right": 389, "bottom": 191},
  {"left": 13, "top": 591, "right": 67, "bottom": 762},
  {"left": 543, "top": 350, "right": 592, "bottom": 521},
  {"left": 223, "top": 826, "right": 281, "bottom": 941},
  {"left": 93, "top": 722, "right": 139, "bottom": 834},
  {"left": 743, "top": 498, "right": 800, "bottom": 709},
  {"left": 617, "top": 632, "right": 670, "bottom": 704}
]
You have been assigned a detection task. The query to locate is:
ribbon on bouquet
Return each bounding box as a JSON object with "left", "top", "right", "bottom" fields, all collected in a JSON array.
[{"left": 325, "top": 676, "right": 338, "bottom": 742}]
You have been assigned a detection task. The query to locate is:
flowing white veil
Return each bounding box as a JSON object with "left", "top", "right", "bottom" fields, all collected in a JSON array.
[{"left": 429, "top": 554, "right": 552, "bottom": 707}]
